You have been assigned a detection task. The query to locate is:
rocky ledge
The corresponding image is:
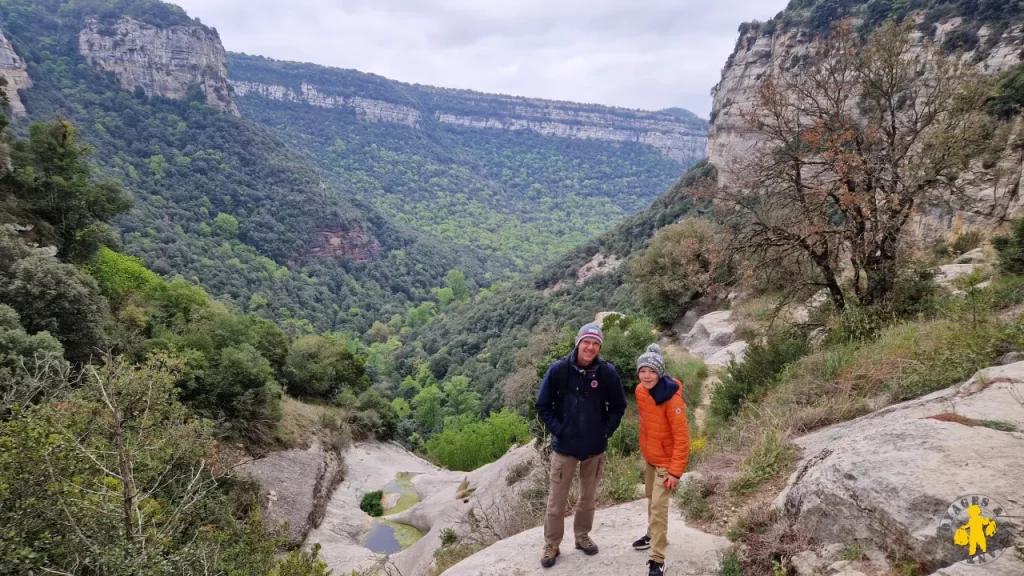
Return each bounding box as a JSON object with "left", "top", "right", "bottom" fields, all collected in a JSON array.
[{"left": 79, "top": 16, "right": 238, "bottom": 115}]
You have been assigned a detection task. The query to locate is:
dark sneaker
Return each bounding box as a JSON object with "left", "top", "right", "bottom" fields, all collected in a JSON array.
[
  {"left": 575, "top": 535, "right": 599, "bottom": 555},
  {"left": 541, "top": 544, "right": 560, "bottom": 568},
  {"left": 648, "top": 559, "right": 666, "bottom": 576},
  {"left": 632, "top": 534, "right": 651, "bottom": 550}
]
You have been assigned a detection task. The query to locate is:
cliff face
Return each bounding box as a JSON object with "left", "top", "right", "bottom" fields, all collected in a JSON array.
[
  {"left": 79, "top": 17, "right": 238, "bottom": 115},
  {"left": 228, "top": 66, "right": 708, "bottom": 164},
  {"left": 230, "top": 80, "right": 421, "bottom": 128},
  {"left": 708, "top": 19, "right": 1024, "bottom": 235},
  {"left": 0, "top": 28, "right": 31, "bottom": 115}
]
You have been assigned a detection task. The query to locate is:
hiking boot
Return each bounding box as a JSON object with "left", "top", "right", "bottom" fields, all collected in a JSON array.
[
  {"left": 632, "top": 534, "right": 651, "bottom": 550},
  {"left": 575, "top": 535, "right": 599, "bottom": 555},
  {"left": 648, "top": 559, "right": 666, "bottom": 576},
  {"left": 541, "top": 544, "right": 560, "bottom": 568}
]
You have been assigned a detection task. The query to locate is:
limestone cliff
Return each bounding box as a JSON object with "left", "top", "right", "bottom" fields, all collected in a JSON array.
[
  {"left": 230, "top": 80, "right": 421, "bottom": 128},
  {"left": 0, "top": 28, "right": 31, "bottom": 115},
  {"left": 78, "top": 17, "right": 238, "bottom": 115},
  {"left": 708, "top": 19, "right": 1024, "bottom": 235},
  {"left": 227, "top": 57, "right": 708, "bottom": 164}
]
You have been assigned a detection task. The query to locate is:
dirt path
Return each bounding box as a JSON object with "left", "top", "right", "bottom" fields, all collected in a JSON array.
[{"left": 658, "top": 337, "right": 720, "bottom": 434}]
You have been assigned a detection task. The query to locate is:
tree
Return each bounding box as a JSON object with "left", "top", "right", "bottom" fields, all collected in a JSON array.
[
  {"left": 629, "top": 217, "right": 731, "bottom": 324},
  {"left": 706, "top": 22, "right": 994, "bottom": 310},
  {"left": 0, "top": 304, "right": 69, "bottom": 411},
  {"left": 212, "top": 213, "right": 240, "bottom": 238},
  {"left": 411, "top": 384, "right": 444, "bottom": 434},
  {"left": 283, "top": 335, "right": 369, "bottom": 399},
  {"left": 446, "top": 269, "right": 470, "bottom": 302},
  {"left": 8, "top": 120, "right": 132, "bottom": 262},
  {"left": 442, "top": 375, "right": 481, "bottom": 419},
  {"left": 600, "top": 316, "right": 656, "bottom": 390},
  {"left": 0, "top": 255, "right": 107, "bottom": 363},
  {"left": 365, "top": 320, "right": 392, "bottom": 343}
]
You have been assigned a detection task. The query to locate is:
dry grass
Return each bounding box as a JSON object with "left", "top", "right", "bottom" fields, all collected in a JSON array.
[
  {"left": 274, "top": 396, "right": 350, "bottom": 450},
  {"left": 428, "top": 543, "right": 488, "bottom": 576}
]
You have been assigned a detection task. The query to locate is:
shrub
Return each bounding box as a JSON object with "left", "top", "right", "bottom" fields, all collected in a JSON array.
[
  {"left": 439, "top": 527, "right": 458, "bottom": 547},
  {"left": 600, "top": 315, "right": 656, "bottom": 390},
  {"left": 360, "top": 491, "right": 384, "bottom": 517},
  {"left": 601, "top": 450, "right": 643, "bottom": 502},
  {"left": 284, "top": 335, "right": 369, "bottom": 400},
  {"left": 629, "top": 218, "right": 731, "bottom": 324},
  {"left": 608, "top": 419, "right": 639, "bottom": 456},
  {"left": 942, "top": 27, "right": 980, "bottom": 53},
  {"left": 505, "top": 460, "right": 533, "bottom": 486},
  {"left": 729, "top": 428, "right": 797, "bottom": 494},
  {"left": 0, "top": 255, "right": 107, "bottom": 363},
  {"left": 709, "top": 334, "right": 808, "bottom": 421},
  {"left": 676, "top": 474, "right": 717, "bottom": 522},
  {"left": 427, "top": 409, "right": 530, "bottom": 471},
  {"left": 987, "top": 63, "right": 1024, "bottom": 120},
  {"left": 994, "top": 218, "right": 1024, "bottom": 274}
]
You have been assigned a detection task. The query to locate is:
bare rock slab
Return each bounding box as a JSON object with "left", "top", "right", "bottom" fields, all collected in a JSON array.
[
  {"left": 440, "top": 499, "right": 729, "bottom": 576},
  {"left": 776, "top": 363, "right": 1024, "bottom": 574}
]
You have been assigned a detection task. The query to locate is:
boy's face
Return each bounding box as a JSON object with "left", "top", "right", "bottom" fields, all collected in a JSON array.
[{"left": 638, "top": 367, "right": 659, "bottom": 389}]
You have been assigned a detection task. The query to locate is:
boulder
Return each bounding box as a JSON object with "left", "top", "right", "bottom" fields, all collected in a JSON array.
[
  {"left": 683, "top": 310, "right": 743, "bottom": 361},
  {"left": 705, "top": 341, "right": 748, "bottom": 369},
  {"left": 439, "top": 499, "right": 729, "bottom": 576},
  {"left": 935, "top": 264, "right": 984, "bottom": 289},
  {"left": 775, "top": 363, "right": 1024, "bottom": 574}
]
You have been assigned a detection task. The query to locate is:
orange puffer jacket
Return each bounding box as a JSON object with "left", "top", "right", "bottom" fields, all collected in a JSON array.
[{"left": 636, "top": 376, "right": 690, "bottom": 479}]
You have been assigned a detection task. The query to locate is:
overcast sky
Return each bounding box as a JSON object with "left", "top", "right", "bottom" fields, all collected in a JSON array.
[{"left": 174, "top": 0, "right": 790, "bottom": 119}]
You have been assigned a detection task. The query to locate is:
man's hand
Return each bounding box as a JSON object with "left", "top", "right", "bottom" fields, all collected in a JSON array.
[{"left": 663, "top": 475, "right": 680, "bottom": 491}]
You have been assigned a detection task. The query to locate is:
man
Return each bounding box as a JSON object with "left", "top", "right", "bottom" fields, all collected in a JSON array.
[{"left": 535, "top": 322, "right": 627, "bottom": 568}]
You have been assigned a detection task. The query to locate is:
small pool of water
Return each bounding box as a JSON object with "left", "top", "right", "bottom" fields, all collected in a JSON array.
[{"left": 363, "top": 522, "right": 403, "bottom": 554}]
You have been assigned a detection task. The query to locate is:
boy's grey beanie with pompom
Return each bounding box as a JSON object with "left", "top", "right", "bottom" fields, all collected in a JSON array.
[{"left": 636, "top": 343, "right": 665, "bottom": 378}]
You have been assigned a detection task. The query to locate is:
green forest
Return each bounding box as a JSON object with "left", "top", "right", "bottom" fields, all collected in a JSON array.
[
  {"left": 1, "top": 0, "right": 512, "bottom": 340},
  {"left": 229, "top": 53, "right": 700, "bottom": 267}
]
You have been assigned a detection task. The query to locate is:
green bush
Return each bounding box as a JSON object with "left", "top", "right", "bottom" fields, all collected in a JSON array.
[
  {"left": 600, "top": 315, "right": 656, "bottom": 390},
  {"left": 602, "top": 450, "right": 643, "bottom": 502},
  {"left": 360, "top": 491, "right": 384, "bottom": 517},
  {"left": 709, "top": 334, "right": 808, "bottom": 421},
  {"left": 284, "top": 335, "right": 370, "bottom": 400},
  {"left": 608, "top": 419, "right": 640, "bottom": 456},
  {"left": 987, "top": 63, "right": 1024, "bottom": 120},
  {"left": 994, "top": 219, "right": 1024, "bottom": 274},
  {"left": 427, "top": 409, "right": 530, "bottom": 471}
]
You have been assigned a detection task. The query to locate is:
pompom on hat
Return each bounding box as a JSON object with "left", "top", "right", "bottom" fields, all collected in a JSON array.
[{"left": 636, "top": 343, "right": 665, "bottom": 378}]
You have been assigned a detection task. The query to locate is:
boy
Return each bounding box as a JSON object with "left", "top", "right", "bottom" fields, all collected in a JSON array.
[{"left": 631, "top": 344, "right": 689, "bottom": 576}]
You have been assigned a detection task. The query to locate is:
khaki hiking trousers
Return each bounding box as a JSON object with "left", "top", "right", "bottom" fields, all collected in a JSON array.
[
  {"left": 543, "top": 451, "right": 607, "bottom": 548},
  {"left": 644, "top": 462, "right": 673, "bottom": 563}
]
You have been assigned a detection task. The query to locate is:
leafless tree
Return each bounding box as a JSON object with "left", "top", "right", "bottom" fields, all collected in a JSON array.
[{"left": 705, "top": 21, "right": 996, "bottom": 310}]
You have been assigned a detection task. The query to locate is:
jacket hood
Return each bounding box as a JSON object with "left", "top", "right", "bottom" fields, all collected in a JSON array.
[{"left": 649, "top": 375, "right": 680, "bottom": 406}]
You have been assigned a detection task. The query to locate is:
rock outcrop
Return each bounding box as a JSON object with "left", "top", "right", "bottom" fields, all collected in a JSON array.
[
  {"left": 0, "top": 28, "right": 31, "bottom": 115},
  {"left": 682, "top": 310, "right": 748, "bottom": 368},
  {"left": 241, "top": 439, "right": 344, "bottom": 547},
  {"left": 708, "top": 20, "right": 1024, "bottom": 236},
  {"left": 440, "top": 498, "right": 730, "bottom": 576},
  {"left": 230, "top": 81, "right": 422, "bottom": 128},
  {"left": 309, "top": 227, "right": 381, "bottom": 262},
  {"left": 79, "top": 17, "right": 238, "bottom": 115},
  {"left": 436, "top": 106, "right": 706, "bottom": 163},
  {"left": 775, "top": 362, "right": 1024, "bottom": 574}
]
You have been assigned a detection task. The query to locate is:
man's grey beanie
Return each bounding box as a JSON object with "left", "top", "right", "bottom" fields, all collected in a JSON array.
[
  {"left": 575, "top": 322, "right": 604, "bottom": 347},
  {"left": 636, "top": 343, "right": 665, "bottom": 378}
]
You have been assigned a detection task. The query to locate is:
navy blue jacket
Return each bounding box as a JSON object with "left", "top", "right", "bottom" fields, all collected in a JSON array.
[{"left": 535, "top": 349, "right": 627, "bottom": 461}]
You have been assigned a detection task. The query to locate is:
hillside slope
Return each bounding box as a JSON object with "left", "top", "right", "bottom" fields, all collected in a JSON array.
[
  {"left": 227, "top": 53, "right": 708, "bottom": 266},
  {"left": 0, "top": 0, "right": 507, "bottom": 335}
]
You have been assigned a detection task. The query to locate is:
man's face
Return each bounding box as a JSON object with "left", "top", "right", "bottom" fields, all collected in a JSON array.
[
  {"left": 578, "top": 338, "right": 600, "bottom": 366},
  {"left": 638, "top": 367, "right": 659, "bottom": 389}
]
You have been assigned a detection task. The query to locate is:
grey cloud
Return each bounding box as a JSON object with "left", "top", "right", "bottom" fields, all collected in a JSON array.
[{"left": 175, "top": 0, "right": 790, "bottom": 117}]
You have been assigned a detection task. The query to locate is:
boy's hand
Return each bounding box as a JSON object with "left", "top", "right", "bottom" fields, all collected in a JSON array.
[{"left": 663, "top": 475, "right": 680, "bottom": 491}]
